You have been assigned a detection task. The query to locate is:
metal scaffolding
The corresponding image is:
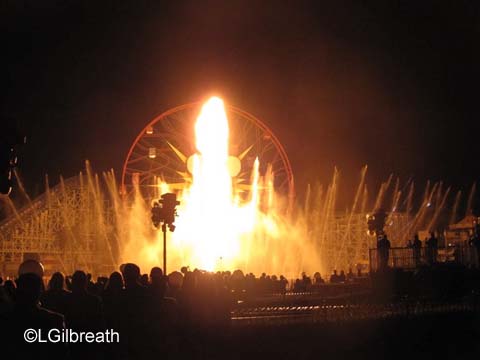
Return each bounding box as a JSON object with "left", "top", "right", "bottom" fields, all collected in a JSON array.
[
  {"left": 319, "top": 212, "right": 411, "bottom": 273},
  {"left": 1, "top": 174, "right": 412, "bottom": 277},
  {"left": 0, "top": 175, "right": 117, "bottom": 277}
]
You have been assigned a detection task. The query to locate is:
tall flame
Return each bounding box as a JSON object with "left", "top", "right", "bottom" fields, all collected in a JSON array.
[
  {"left": 124, "top": 96, "right": 321, "bottom": 277},
  {"left": 172, "top": 97, "right": 258, "bottom": 271}
]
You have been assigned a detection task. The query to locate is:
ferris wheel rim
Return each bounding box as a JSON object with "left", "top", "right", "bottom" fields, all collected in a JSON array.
[{"left": 120, "top": 101, "right": 295, "bottom": 201}]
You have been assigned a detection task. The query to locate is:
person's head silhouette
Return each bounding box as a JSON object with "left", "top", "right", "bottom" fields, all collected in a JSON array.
[
  {"left": 150, "top": 267, "right": 165, "bottom": 291},
  {"left": 48, "top": 272, "right": 65, "bottom": 291},
  {"left": 106, "top": 271, "right": 123, "bottom": 292},
  {"left": 16, "top": 273, "right": 43, "bottom": 307},
  {"left": 71, "top": 270, "right": 87, "bottom": 293},
  {"left": 123, "top": 263, "right": 141, "bottom": 288}
]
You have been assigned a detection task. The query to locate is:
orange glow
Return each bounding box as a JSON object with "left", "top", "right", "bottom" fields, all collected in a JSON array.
[
  {"left": 122, "top": 96, "right": 321, "bottom": 277},
  {"left": 169, "top": 97, "right": 260, "bottom": 270}
]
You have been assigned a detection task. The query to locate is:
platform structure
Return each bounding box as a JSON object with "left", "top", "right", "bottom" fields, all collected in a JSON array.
[
  {"left": 1, "top": 175, "right": 412, "bottom": 278},
  {"left": 0, "top": 175, "right": 117, "bottom": 277},
  {"left": 315, "top": 211, "right": 411, "bottom": 274}
]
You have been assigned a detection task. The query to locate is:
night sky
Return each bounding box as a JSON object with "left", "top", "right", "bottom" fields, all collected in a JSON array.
[{"left": 2, "top": 1, "right": 479, "bottom": 206}]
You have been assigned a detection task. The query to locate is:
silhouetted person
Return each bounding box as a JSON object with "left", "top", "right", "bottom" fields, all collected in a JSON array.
[
  {"left": 426, "top": 232, "right": 438, "bottom": 264},
  {"left": 1, "top": 273, "right": 68, "bottom": 359},
  {"left": 294, "top": 278, "right": 303, "bottom": 291},
  {"left": 302, "top": 272, "right": 312, "bottom": 290},
  {"left": 149, "top": 266, "right": 166, "bottom": 299},
  {"left": 95, "top": 276, "right": 108, "bottom": 296},
  {"left": 99, "top": 271, "right": 124, "bottom": 359},
  {"left": 86, "top": 273, "right": 97, "bottom": 295},
  {"left": 64, "top": 270, "right": 105, "bottom": 360},
  {"left": 469, "top": 231, "right": 480, "bottom": 267},
  {"left": 313, "top": 272, "right": 325, "bottom": 285},
  {"left": 104, "top": 272, "right": 124, "bottom": 295},
  {"left": 330, "top": 270, "right": 339, "bottom": 283},
  {"left": 377, "top": 234, "right": 391, "bottom": 271},
  {"left": 412, "top": 234, "right": 422, "bottom": 267},
  {"left": 279, "top": 275, "right": 288, "bottom": 293},
  {"left": 347, "top": 268, "right": 355, "bottom": 280},
  {"left": 150, "top": 266, "right": 179, "bottom": 356},
  {"left": 3, "top": 279, "right": 16, "bottom": 301},
  {"left": 119, "top": 263, "right": 156, "bottom": 358},
  {"left": 140, "top": 273, "right": 149, "bottom": 286},
  {"left": 338, "top": 270, "right": 346, "bottom": 283},
  {"left": 102, "top": 271, "right": 123, "bottom": 330},
  {"left": 40, "top": 272, "right": 70, "bottom": 315}
]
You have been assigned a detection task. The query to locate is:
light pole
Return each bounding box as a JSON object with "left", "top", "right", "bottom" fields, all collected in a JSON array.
[{"left": 151, "top": 193, "right": 180, "bottom": 275}]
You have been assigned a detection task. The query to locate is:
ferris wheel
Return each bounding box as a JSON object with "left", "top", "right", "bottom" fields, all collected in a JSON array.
[{"left": 121, "top": 101, "right": 294, "bottom": 203}]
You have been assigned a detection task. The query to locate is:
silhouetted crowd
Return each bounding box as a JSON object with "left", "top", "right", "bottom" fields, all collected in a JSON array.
[
  {"left": 291, "top": 268, "right": 365, "bottom": 292},
  {"left": 0, "top": 263, "right": 236, "bottom": 359},
  {"left": 1, "top": 263, "right": 350, "bottom": 359}
]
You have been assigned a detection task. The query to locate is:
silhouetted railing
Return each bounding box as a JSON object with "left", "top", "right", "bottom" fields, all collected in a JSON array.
[
  {"left": 232, "top": 298, "right": 478, "bottom": 325},
  {"left": 369, "top": 245, "right": 480, "bottom": 272}
]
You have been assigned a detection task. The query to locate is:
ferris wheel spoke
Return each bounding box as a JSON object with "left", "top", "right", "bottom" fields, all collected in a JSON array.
[{"left": 121, "top": 102, "right": 294, "bottom": 201}]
